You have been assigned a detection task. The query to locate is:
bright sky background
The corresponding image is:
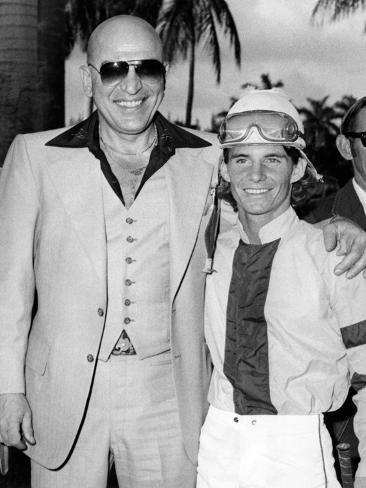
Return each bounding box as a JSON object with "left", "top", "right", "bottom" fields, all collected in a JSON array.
[{"left": 65, "top": 0, "right": 366, "bottom": 129}]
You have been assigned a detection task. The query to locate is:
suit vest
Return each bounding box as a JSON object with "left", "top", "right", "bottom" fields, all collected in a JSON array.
[{"left": 98, "top": 167, "right": 170, "bottom": 360}]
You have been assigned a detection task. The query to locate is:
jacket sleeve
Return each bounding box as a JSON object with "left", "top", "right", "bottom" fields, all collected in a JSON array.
[
  {"left": 326, "top": 253, "right": 366, "bottom": 480},
  {"left": 0, "top": 135, "right": 39, "bottom": 393}
]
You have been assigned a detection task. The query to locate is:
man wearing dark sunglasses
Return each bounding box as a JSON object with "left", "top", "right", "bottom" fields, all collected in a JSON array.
[
  {"left": 0, "top": 14, "right": 366, "bottom": 488},
  {"left": 308, "top": 96, "right": 366, "bottom": 483},
  {"left": 310, "top": 96, "right": 366, "bottom": 228},
  {"left": 0, "top": 14, "right": 220, "bottom": 488}
]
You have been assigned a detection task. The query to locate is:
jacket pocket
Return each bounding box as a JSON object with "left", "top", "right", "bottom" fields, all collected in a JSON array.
[{"left": 25, "top": 333, "right": 50, "bottom": 376}]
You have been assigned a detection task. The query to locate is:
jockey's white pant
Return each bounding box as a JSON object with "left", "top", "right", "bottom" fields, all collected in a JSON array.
[{"left": 197, "top": 405, "right": 341, "bottom": 488}]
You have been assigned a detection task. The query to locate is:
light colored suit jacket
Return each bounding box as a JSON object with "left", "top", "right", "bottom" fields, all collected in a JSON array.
[{"left": 0, "top": 125, "right": 220, "bottom": 469}]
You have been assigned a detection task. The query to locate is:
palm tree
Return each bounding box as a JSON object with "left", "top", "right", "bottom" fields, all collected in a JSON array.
[
  {"left": 333, "top": 94, "right": 357, "bottom": 121},
  {"left": 298, "top": 95, "right": 351, "bottom": 183},
  {"left": 242, "top": 73, "right": 284, "bottom": 91},
  {"left": 66, "top": 0, "right": 163, "bottom": 54},
  {"left": 312, "top": 0, "right": 366, "bottom": 25},
  {"left": 157, "top": 0, "right": 241, "bottom": 127},
  {"left": 0, "top": 0, "right": 65, "bottom": 164},
  {"left": 299, "top": 96, "right": 339, "bottom": 149}
]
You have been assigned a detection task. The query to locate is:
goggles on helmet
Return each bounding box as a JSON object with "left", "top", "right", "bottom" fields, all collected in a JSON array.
[{"left": 218, "top": 110, "right": 304, "bottom": 147}]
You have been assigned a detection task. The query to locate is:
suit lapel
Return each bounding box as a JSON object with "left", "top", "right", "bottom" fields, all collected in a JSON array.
[
  {"left": 166, "top": 145, "right": 218, "bottom": 303},
  {"left": 43, "top": 140, "right": 218, "bottom": 301},
  {"left": 44, "top": 145, "right": 107, "bottom": 284}
]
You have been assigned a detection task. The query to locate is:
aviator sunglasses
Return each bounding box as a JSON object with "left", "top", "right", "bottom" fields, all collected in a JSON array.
[
  {"left": 344, "top": 131, "right": 366, "bottom": 147},
  {"left": 88, "top": 59, "right": 166, "bottom": 86}
]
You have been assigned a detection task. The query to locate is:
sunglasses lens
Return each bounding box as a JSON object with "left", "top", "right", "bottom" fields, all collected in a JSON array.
[
  {"left": 99, "top": 60, "right": 165, "bottom": 85},
  {"left": 135, "top": 60, "right": 166, "bottom": 80},
  {"left": 345, "top": 132, "right": 366, "bottom": 147},
  {"left": 100, "top": 62, "right": 129, "bottom": 85}
]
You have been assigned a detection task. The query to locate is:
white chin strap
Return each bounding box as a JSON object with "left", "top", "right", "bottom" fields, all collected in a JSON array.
[{"left": 298, "top": 150, "right": 323, "bottom": 183}]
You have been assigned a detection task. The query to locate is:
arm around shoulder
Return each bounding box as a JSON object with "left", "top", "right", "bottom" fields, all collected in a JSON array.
[{"left": 318, "top": 215, "right": 366, "bottom": 278}]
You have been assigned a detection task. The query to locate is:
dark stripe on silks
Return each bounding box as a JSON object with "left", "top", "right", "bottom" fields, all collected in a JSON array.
[
  {"left": 341, "top": 320, "right": 366, "bottom": 349},
  {"left": 223, "top": 238, "right": 280, "bottom": 415},
  {"left": 351, "top": 372, "right": 366, "bottom": 392}
]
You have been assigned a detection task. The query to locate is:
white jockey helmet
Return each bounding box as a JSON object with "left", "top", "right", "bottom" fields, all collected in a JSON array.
[{"left": 218, "top": 88, "right": 322, "bottom": 181}]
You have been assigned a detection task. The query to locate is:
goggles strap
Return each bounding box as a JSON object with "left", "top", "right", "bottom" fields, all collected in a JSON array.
[{"left": 203, "top": 186, "right": 221, "bottom": 274}]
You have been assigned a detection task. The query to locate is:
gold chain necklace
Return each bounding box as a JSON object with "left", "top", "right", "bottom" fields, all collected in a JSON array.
[{"left": 100, "top": 124, "right": 157, "bottom": 158}]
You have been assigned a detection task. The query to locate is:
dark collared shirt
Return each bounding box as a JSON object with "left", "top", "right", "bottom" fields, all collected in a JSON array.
[{"left": 46, "top": 111, "right": 211, "bottom": 205}]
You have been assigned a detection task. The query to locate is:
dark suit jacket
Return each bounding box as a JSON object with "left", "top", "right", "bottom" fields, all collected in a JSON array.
[
  {"left": 307, "top": 179, "right": 366, "bottom": 469},
  {"left": 308, "top": 179, "right": 366, "bottom": 230}
]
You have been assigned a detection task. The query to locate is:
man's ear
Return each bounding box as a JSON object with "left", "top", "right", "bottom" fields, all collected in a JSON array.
[
  {"left": 336, "top": 134, "right": 353, "bottom": 160},
  {"left": 290, "top": 157, "right": 307, "bottom": 183},
  {"left": 79, "top": 65, "right": 93, "bottom": 98}
]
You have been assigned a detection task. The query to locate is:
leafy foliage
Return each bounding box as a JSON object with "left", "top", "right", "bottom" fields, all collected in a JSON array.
[
  {"left": 65, "top": 0, "right": 163, "bottom": 56},
  {"left": 158, "top": 0, "right": 240, "bottom": 82},
  {"left": 299, "top": 96, "right": 339, "bottom": 149},
  {"left": 312, "top": 0, "right": 366, "bottom": 30},
  {"left": 157, "top": 0, "right": 241, "bottom": 126},
  {"left": 242, "top": 73, "right": 284, "bottom": 91}
]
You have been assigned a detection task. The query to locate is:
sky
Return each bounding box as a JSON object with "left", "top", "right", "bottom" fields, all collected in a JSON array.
[{"left": 65, "top": 0, "right": 366, "bottom": 129}]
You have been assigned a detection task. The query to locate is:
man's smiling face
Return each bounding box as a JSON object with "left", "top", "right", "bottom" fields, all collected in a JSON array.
[
  {"left": 222, "top": 144, "right": 301, "bottom": 226},
  {"left": 82, "top": 17, "right": 165, "bottom": 138}
]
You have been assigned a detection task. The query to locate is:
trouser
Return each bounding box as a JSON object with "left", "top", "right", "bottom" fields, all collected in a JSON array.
[
  {"left": 197, "top": 405, "right": 341, "bottom": 488},
  {"left": 31, "top": 352, "right": 195, "bottom": 488}
]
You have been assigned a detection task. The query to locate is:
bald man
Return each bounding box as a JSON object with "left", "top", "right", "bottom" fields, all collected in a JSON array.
[{"left": 0, "top": 15, "right": 220, "bottom": 488}]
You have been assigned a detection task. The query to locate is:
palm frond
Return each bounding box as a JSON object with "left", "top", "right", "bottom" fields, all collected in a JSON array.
[
  {"left": 210, "top": 0, "right": 241, "bottom": 65},
  {"left": 132, "top": 0, "right": 164, "bottom": 26},
  {"left": 312, "top": 0, "right": 366, "bottom": 23},
  {"left": 66, "top": 0, "right": 115, "bottom": 52},
  {"left": 199, "top": 6, "right": 221, "bottom": 82},
  {"left": 157, "top": 0, "right": 194, "bottom": 62}
]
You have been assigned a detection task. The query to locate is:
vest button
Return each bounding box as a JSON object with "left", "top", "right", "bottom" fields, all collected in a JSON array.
[
  {"left": 87, "top": 354, "right": 94, "bottom": 362},
  {"left": 126, "top": 217, "right": 134, "bottom": 224},
  {"left": 124, "top": 317, "right": 131, "bottom": 324},
  {"left": 233, "top": 417, "right": 239, "bottom": 423},
  {"left": 125, "top": 279, "right": 132, "bottom": 286},
  {"left": 124, "top": 299, "right": 131, "bottom": 306},
  {"left": 97, "top": 308, "right": 104, "bottom": 317},
  {"left": 126, "top": 236, "right": 134, "bottom": 243},
  {"left": 126, "top": 257, "right": 133, "bottom": 264}
]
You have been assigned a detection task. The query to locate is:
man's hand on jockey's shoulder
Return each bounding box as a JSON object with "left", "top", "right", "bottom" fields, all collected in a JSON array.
[{"left": 319, "top": 215, "right": 366, "bottom": 279}]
